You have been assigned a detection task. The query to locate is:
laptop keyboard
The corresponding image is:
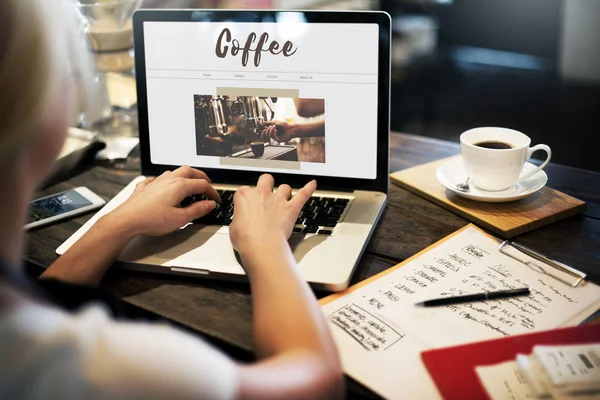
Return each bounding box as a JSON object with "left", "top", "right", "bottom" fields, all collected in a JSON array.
[{"left": 180, "top": 189, "right": 351, "bottom": 235}]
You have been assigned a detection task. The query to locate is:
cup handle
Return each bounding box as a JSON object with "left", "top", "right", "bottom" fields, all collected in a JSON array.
[{"left": 519, "top": 144, "right": 551, "bottom": 181}]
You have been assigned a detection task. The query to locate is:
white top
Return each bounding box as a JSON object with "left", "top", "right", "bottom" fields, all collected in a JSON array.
[{"left": 0, "top": 302, "right": 239, "bottom": 399}]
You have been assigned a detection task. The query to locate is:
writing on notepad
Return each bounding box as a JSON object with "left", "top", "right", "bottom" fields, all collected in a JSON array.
[
  {"left": 328, "top": 303, "right": 405, "bottom": 351},
  {"left": 319, "top": 225, "right": 600, "bottom": 400},
  {"left": 330, "top": 246, "right": 572, "bottom": 338}
]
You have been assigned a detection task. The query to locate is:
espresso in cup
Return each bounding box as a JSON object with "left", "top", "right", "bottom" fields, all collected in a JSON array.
[
  {"left": 474, "top": 141, "right": 514, "bottom": 150},
  {"left": 461, "top": 127, "right": 551, "bottom": 191}
]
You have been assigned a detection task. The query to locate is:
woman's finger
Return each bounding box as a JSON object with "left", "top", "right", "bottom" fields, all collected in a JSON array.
[
  {"left": 180, "top": 200, "right": 217, "bottom": 222},
  {"left": 276, "top": 184, "right": 292, "bottom": 200},
  {"left": 171, "top": 166, "right": 211, "bottom": 182},
  {"left": 290, "top": 180, "right": 317, "bottom": 213},
  {"left": 175, "top": 179, "right": 221, "bottom": 203},
  {"left": 256, "top": 174, "right": 274, "bottom": 191}
]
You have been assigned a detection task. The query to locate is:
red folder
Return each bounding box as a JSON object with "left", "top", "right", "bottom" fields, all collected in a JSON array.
[{"left": 421, "top": 324, "right": 600, "bottom": 400}]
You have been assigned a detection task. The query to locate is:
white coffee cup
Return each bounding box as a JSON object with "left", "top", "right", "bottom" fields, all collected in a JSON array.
[{"left": 460, "top": 127, "right": 551, "bottom": 191}]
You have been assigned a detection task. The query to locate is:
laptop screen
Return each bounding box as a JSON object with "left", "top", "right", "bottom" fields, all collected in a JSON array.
[{"left": 142, "top": 18, "right": 379, "bottom": 180}]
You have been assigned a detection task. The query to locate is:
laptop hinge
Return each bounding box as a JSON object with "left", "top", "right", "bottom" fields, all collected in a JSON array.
[{"left": 171, "top": 267, "right": 210, "bottom": 275}]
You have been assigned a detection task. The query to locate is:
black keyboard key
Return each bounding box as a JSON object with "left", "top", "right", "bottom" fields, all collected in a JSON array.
[
  {"left": 316, "top": 209, "right": 339, "bottom": 218},
  {"left": 304, "top": 218, "right": 338, "bottom": 228},
  {"left": 293, "top": 227, "right": 303, "bottom": 233},
  {"left": 321, "top": 220, "right": 337, "bottom": 227},
  {"left": 304, "top": 225, "right": 319, "bottom": 234},
  {"left": 318, "top": 229, "right": 332, "bottom": 235}
]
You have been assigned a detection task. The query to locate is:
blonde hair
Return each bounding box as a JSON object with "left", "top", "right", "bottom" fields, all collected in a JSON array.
[{"left": 0, "top": 0, "right": 90, "bottom": 165}]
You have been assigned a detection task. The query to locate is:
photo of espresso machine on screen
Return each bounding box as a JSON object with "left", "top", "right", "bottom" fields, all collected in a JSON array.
[{"left": 193, "top": 94, "right": 299, "bottom": 161}]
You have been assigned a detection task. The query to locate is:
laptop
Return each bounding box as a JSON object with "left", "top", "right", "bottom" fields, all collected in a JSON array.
[{"left": 57, "top": 9, "right": 391, "bottom": 292}]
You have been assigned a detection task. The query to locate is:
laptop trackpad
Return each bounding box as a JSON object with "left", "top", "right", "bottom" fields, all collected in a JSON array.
[
  {"left": 149, "top": 229, "right": 328, "bottom": 262},
  {"left": 119, "top": 225, "right": 222, "bottom": 261},
  {"left": 289, "top": 234, "right": 329, "bottom": 263},
  {"left": 118, "top": 225, "right": 331, "bottom": 272}
]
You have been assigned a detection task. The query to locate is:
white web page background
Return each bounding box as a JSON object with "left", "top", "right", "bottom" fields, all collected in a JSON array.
[{"left": 143, "top": 21, "right": 379, "bottom": 179}]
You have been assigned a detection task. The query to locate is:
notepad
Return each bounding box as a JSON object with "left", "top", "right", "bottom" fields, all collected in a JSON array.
[{"left": 319, "top": 224, "right": 600, "bottom": 400}]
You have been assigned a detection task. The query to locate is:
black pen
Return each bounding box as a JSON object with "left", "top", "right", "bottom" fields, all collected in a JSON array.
[{"left": 415, "top": 287, "right": 530, "bottom": 307}]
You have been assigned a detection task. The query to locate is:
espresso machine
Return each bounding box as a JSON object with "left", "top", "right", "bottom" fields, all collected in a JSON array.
[{"left": 194, "top": 95, "right": 298, "bottom": 161}]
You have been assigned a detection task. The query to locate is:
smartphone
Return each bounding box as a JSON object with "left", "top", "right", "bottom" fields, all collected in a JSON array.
[{"left": 25, "top": 187, "right": 106, "bottom": 230}]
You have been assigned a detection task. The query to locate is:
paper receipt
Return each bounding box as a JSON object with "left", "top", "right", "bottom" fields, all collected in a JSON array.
[{"left": 533, "top": 344, "right": 600, "bottom": 388}]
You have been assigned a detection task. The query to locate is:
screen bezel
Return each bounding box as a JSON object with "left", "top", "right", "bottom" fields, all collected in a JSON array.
[{"left": 133, "top": 10, "right": 390, "bottom": 193}]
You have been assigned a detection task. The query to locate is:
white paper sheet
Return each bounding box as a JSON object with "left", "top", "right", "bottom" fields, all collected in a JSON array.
[
  {"left": 476, "top": 360, "right": 536, "bottom": 400},
  {"left": 481, "top": 350, "right": 600, "bottom": 400},
  {"left": 320, "top": 226, "right": 600, "bottom": 400},
  {"left": 534, "top": 344, "right": 600, "bottom": 388}
]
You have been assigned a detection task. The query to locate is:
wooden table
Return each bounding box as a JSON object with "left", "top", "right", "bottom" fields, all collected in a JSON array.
[{"left": 23, "top": 132, "right": 600, "bottom": 398}]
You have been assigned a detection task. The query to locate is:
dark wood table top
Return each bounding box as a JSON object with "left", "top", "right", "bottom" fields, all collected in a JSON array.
[{"left": 23, "top": 132, "right": 600, "bottom": 398}]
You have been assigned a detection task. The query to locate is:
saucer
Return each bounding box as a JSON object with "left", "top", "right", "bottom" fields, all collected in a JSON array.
[{"left": 436, "top": 157, "right": 548, "bottom": 203}]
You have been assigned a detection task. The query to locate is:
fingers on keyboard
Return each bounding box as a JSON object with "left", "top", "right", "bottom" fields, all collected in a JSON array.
[{"left": 186, "top": 191, "right": 349, "bottom": 235}]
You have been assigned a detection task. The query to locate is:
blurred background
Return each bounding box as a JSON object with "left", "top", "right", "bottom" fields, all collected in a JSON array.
[{"left": 142, "top": 0, "right": 600, "bottom": 172}]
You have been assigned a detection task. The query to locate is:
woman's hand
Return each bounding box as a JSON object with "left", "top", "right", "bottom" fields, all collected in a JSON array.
[
  {"left": 109, "top": 166, "right": 221, "bottom": 237},
  {"left": 229, "top": 174, "right": 316, "bottom": 256}
]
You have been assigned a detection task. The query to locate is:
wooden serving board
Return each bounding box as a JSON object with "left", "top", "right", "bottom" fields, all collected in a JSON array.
[{"left": 389, "top": 155, "right": 586, "bottom": 238}]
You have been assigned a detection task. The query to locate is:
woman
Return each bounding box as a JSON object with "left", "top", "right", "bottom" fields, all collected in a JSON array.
[{"left": 0, "top": 1, "right": 343, "bottom": 399}]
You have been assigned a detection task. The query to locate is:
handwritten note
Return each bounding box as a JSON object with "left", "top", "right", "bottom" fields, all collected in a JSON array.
[
  {"left": 328, "top": 304, "right": 405, "bottom": 351},
  {"left": 320, "top": 225, "right": 600, "bottom": 400}
]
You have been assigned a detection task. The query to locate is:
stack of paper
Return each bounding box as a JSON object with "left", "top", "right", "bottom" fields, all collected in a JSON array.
[
  {"left": 475, "top": 343, "right": 600, "bottom": 400},
  {"left": 516, "top": 344, "right": 600, "bottom": 399}
]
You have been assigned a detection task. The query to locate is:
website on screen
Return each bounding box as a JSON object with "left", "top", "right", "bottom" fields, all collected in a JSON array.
[{"left": 144, "top": 21, "right": 379, "bottom": 179}]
